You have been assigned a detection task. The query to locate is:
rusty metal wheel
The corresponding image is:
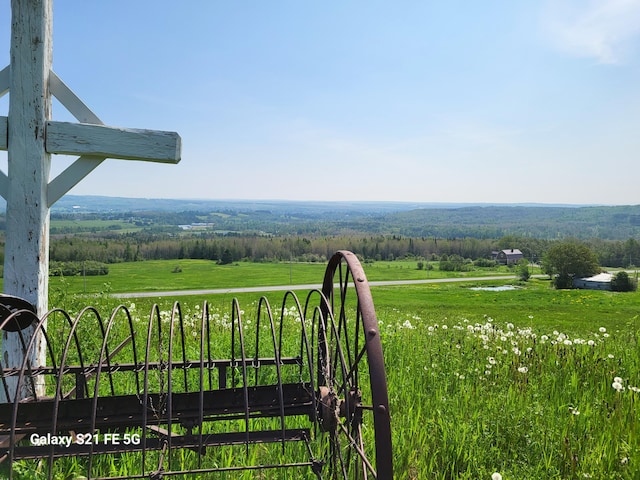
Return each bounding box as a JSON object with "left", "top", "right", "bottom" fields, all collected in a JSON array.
[{"left": 310, "top": 251, "right": 392, "bottom": 479}]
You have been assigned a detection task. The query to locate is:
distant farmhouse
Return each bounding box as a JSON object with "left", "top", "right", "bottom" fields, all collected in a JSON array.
[
  {"left": 492, "top": 249, "right": 524, "bottom": 265},
  {"left": 573, "top": 272, "right": 613, "bottom": 291}
]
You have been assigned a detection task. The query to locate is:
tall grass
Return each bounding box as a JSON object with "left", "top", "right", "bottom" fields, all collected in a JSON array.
[
  {"left": 4, "top": 281, "right": 640, "bottom": 479},
  {"left": 380, "top": 306, "right": 640, "bottom": 479}
]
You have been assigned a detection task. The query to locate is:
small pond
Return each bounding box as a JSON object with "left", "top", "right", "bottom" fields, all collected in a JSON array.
[{"left": 469, "top": 285, "right": 519, "bottom": 292}]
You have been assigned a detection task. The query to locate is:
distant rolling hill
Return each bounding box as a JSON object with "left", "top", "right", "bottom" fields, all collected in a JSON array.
[{"left": 1, "top": 195, "right": 638, "bottom": 240}]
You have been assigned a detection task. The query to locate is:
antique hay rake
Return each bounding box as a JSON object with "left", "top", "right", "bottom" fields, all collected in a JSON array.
[{"left": 0, "top": 251, "right": 392, "bottom": 479}]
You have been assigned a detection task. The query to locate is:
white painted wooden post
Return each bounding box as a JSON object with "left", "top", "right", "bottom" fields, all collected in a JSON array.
[
  {"left": 1, "top": 0, "right": 52, "bottom": 402},
  {"left": 0, "top": 0, "right": 181, "bottom": 403}
]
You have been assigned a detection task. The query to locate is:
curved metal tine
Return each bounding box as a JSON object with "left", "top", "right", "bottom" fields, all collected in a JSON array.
[
  {"left": 231, "top": 298, "right": 250, "bottom": 454},
  {"left": 166, "top": 301, "right": 184, "bottom": 471},
  {"left": 331, "top": 288, "right": 375, "bottom": 475},
  {"left": 47, "top": 307, "right": 96, "bottom": 476},
  {"left": 2, "top": 317, "right": 45, "bottom": 403},
  {"left": 337, "top": 421, "right": 376, "bottom": 479},
  {"left": 104, "top": 304, "right": 139, "bottom": 395},
  {"left": 205, "top": 301, "right": 213, "bottom": 390},
  {"left": 7, "top": 315, "right": 56, "bottom": 480},
  {"left": 141, "top": 303, "right": 163, "bottom": 474},
  {"left": 197, "top": 301, "right": 209, "bottom": 467},
  {"left": 0, "top": 314, "right": 31, "bottom": 402},
  {"left": 122, "top": 304, "right": 141, "bottom": 396},
  {"left": 301, "top": 292, "right": 326, "bottom": 429},
  {"left": 335, "top": 259, "right": 354, "bottom": 392},
  {"left": 255, "top": 297, "right": 266, "bottom": 387},
  {"left": 86, "top": 304, "right": 131, "bottom": 474},
  {"left": 272, "top": 296, "right": 289, "bottom": 454},
  {"left": 174, "top": 301, "right": 189, "bottom": 393}
]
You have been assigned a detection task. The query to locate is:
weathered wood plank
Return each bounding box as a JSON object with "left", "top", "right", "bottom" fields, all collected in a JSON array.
[
  {"left": 46, "top": 121, "right": 181, "bottom": 163},
  {"left": 0, "top": 116, "right": 7, "bottom": 150},
  {"left": 0, "top": 170, "right": 8, "bottom": 201},
  {"left": 47, "top": 155, "right": 104, "bottom": 207},
  {"left": 0, "top": 65, "right": 9, "bottom": 97},
  {"left": 2, "top": 0, "right": 52, "bottom": 403},
  {"left": 49, "top": 71, "right": 102, "bottom": 124}
]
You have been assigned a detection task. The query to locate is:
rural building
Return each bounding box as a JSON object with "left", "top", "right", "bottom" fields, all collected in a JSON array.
[
  {"left": 573, "top": 272, "right": 613, "bottom": 291},
  {"left": 493, "top": 249, "right": 524, "bottom": 265}
]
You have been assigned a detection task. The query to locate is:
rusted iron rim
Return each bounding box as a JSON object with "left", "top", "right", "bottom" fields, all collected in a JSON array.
[{"left": 320, "top": 250, "right": 393, "bottom": 480}]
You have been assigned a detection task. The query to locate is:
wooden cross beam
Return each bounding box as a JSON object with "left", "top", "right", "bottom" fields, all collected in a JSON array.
[
  {"left": 0, "top": 0, "right": 181, "bottom": 402},
  {"left": 0, "top": 68, "right": 181, "bottom": 205}
]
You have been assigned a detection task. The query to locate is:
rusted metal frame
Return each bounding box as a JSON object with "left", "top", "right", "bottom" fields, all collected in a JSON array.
[
  {"left": 339, "top": 251, "right": 393, "bottom": 480},
  {"left": 0, "top": 383, "right": 313, "bottom": 438},
  {"left": 319, "top": 251, "right": 393, "bottom": 479},
  {"left": 1, "top": 356, "right": 303, "bottom": 378}
]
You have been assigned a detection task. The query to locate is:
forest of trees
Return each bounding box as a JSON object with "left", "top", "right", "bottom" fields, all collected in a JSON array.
[
  {"left": 0, "top": 232, "right": 634, "bottom": 270},
  {"left": 2, "top": 201, "right": 640, "bottom": 273}
]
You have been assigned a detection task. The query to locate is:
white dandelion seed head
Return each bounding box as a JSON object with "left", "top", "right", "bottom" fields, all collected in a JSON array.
[{"left": 612, "top": 381, "right": 625, "bottom": 392}]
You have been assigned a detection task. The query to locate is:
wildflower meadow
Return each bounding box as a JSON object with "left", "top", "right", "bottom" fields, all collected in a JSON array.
[
  {"left": 6, "top": 278, "right": 640, "bottom": 479},
  {"left": 378, "top": 300, "right": 640, "bottom": 478}
]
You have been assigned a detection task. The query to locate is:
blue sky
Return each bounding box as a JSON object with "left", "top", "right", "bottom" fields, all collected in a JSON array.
[{"left": 1, "top": 0, "right": 640, "bottom": 205}]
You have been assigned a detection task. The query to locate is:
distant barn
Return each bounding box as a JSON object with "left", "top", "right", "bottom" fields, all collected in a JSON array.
[
  {"left": 492, "top": 249, "right": 524, "bottom": 265},
  {"left": 573, "top": 272, "right": 613, "bottom": 291}
]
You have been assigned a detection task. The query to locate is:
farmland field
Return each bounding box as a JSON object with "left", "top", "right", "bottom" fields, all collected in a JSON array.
[
  {"left": 27, "top": 273, "right": 640, "bottom": 478},
  {"left": 44, "top": 259, "right": 528, "bottom": 297},
  {"left": 4, "top": 263, "right": 640, "bottom": 479}
]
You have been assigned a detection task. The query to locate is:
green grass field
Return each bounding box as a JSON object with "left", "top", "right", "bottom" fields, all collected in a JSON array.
[
  {"left": 46, "top": 259, "right": 524, "bottom": 296},
  {"left": 4, "top": 261, "right": 640, "bottom": 479}
]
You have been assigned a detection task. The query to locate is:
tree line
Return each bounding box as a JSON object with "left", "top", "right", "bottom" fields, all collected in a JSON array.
[{"left": 0, "top": 232, "right": 637, "bottom": 269}]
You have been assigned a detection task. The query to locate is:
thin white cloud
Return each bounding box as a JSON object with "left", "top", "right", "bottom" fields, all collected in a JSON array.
[{"left": 543, "top": 0, "right": 640, "bottom": 64}]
